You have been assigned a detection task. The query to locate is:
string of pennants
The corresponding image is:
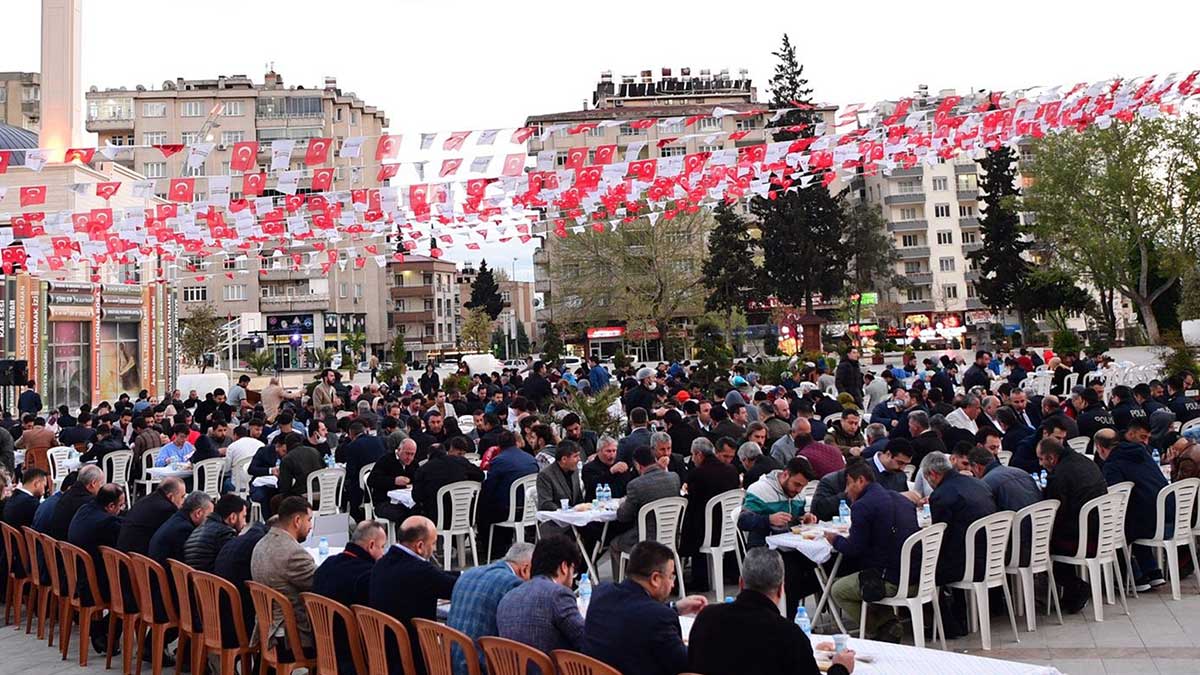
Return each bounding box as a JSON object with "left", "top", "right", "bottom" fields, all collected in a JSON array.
[{"left": 0, "top": 69, "right": 1197, "bottom": 279}]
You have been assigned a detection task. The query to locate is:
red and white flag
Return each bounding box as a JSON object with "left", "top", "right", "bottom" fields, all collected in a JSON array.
[
  {"left": 305, "top": 137, "right": 332, "bottom": 166},
  {"left": 230, "top": 141, "right": 259, "bottom": 171}
]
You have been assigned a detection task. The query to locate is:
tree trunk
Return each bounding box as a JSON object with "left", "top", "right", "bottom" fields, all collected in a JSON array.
[
  {"left": 1016, "top": 307, "right": 1028, "bottom": 342},
  {"left": 1138, "top": 298, "right": 1163, "bottom": 344}
]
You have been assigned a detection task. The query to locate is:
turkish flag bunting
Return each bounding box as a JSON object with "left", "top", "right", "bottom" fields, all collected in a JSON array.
[
  {"left": 593, "top": 145, "right": 617, "bottom": 165},
  {"left": 510, "top": 127, "right": 536, "bottom": 144},
  {"left": 96, "top": 181, "right": 120, "bottom": 200},
  {"left": 284, "top": 194, "right": 305, "bottom": 213},
  {"left": 155, "top": 144, "right": 185, "bottom": 158},
  {"left": 311, "top": 168, "right": 334, "bottom": 191},
  {"left": 568, "top": 122, "right": 598, "bottom": 135},
  {"left": 564, "top": 147, "right": 587, "bottom": 171},
  {"left": 64, "top": 147, "right": 95, "bottom": 163},
  {"left": 243, "top": 172, "right": 266, "bottom": 197},
  {"left": 630, "top": 119, "right": 655, "bottom": 130},
  {"left": 19, "top": 186, "right": 46, "bottom": 207},
  {"left": 304, "top": 137, "right": 332, "bottom": 166},
  {"left": 439, "top": 158, "right": 462, "bottom": 178},
  {"left": 0, "top": 151, "right": 8, "bottom": 174},
  {"left": 501, "top": 154, "right": 525, "bottom": 177},
  {"left": 443, "top": 131, "right": 471, "bottom": 151},
  {"left": 230, "top": 141, "right": 259, "bottom": 171},
  {"left": 377, "top": 164, "right": 399, "bottom": 182},
  {"left": 375, "top": 134, "right": 401, "bottom": 161},
  {"left": 627, "top": 159, "right": 657, "bottom": 181}
]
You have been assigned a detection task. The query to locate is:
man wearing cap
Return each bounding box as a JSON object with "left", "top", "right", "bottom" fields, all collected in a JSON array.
[{"left": 624, "top": 367, "right": 658, "bottom": 414}]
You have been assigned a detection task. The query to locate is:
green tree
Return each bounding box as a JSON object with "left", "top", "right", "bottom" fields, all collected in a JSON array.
[
  {"left": 702, "top": 201, "right": 758, "bottom": 348},
  {"left": 244, "top": 349, "right": 274, "bottom": 376},
  {"left": 967, "top": 143, "right": 1033, "bottom": 331},
  {"left": 306, "top": 347, "right": 338, "bottom": 370},
  {"left": 466, "top": 259, "right": 504, "bottom": 320},
  {"left": 752, "top": 34, "right": 847, "bottom": 314},
  {"left": 841, "top": 199, "right": 902, "bottom": 330},
  {"left": 342, "top": 331, "right": 367, "bottom": 377},
  {"left": 179, "top": 305, "right": 222, "bottom": 373},
  {"left": 540, "top": 321, "right": 564, "bottom": 365},
  {"left": 1024, "top": 116, "right": 1200, "bottom": 344},
  {"left": 1180, "top": 265, "right": 1200, "bottom": 321},
  {"left": 691, "top": 317, "right": 734, "bottom": 390},
  {"left": 461, "top": 307, "right": 494, "bottom": 353},
  {"left": 1022, "top": 269, "right": 1093, "bottom": 332}
]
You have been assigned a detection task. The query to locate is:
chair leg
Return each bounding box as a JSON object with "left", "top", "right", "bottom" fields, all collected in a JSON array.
[
  {"left": 909, "top": 601, "right": 926, "bottom": 649},
  {"left": 1086, "top": 561, "right": 1104, "bottom": 622},
  {"left": 1189, "top": 540, "right": 1200, "bottom": 594},
  {"left": 1112, "top": 561, "right": 1130, "bottom": 616},
  {"left": 24, "top": 583, "right": 37, "bottom": 634},
  {"left": 469, "top": 529, "right": 480, "bottom": 568},
  {"left": 1122, "top": 546, "right": 1138, "bottom": 598},
  {"left": 1166, "top": 545, "right": 1182, "bottom": 601},
  {"left": 1019, "top": 570, "right": 1036, "bottom": 631},
  {"left": 442, "top": 533, "right": 451, "bottom": 571},
  {"left": 1001, "top": 581, "right": 1021, "bottom": 644},
  {"left": 79, "top": 606, "right": 94, "bottom": 667},
  {"left": 60, "top": 602, "right": 73, "bottom": 660},
  {"left": 1046, "top": 567, "right": 1063, "bottom": 625},
  {"left": 711, "top": 552, "right": 724, "bottom": 601},
  {"left": 673, "top": 552, "right": 686, "bottom": 600},
  {"left": 106, "top": 611, "right": 117, "bottom": 670},
  {"left": 457, "top": 533, "right": 467, "bottom": 569},
  {"left": 174, "top": 632, "right": 188, "bottom": 675},
  {"left": 1102, "top": 561, "right": 1116, "bottom": 606},
  {"left": 858, "top": 602, "right": 868, "bottom": 639},
  {"left": 931, "top": 595, "right": 947, "bottom": 650},
  {"left": 975, "top": 586, "right": 991, "bottom": 650}
]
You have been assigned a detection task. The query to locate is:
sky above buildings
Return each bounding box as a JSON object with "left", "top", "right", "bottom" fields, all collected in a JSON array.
[{"left": 5, "top": 0, "right": 1198, "bottom": 279}]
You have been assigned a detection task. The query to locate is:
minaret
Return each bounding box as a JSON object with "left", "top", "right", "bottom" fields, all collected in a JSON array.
[{"left": 39, "top": 0, "right": 84, "bottom": 158}]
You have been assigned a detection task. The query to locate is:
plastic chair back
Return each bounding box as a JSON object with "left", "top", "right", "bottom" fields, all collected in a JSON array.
[
  {"left": 479, "top": 636, "right": 552, "bottom": 675},
  {"left": 191, "top": 570, "right": 250, "bottom": 651},
  {"left": 1155, "top": 477, "right": 1200, "bottom": 543},
  {"left": 36, "top": 531, "right": 64, "bottom": 598},
  {"left": 436, "top": 481, "right": 481, "bottom": 534},
  {"left": 1070, "top": 491, "right": 1124, "bottom": 560},
  {"left": 48, "top": 447, "right": 72, "bottom": 489},
  {"left": 894, "top": 522, "right": 947, "bottom": 601},
  {"left": 413, "top": 617, "right": 479, "bottom": 675},
  {"left": 192, "top": 458, "right": 226, "bottom": 499},
  {"left": 303, "top": 592, "right": 367, "bottom": 675},
  {"left": 97, "top": 546, "right": 136, "bottom": 615},
  {"left": 550, "top": 649, "right": 622, "bottom": 675},
  {"left": 354, "top": 603, "right": 419, "bottom": 675},
  {"left": 231, "top": 456, "right": 253, "bottom": 495},
  {"left": 0, "top": 522, "right": 28, "bottom": 579},
  {"left": 247, "top": 580, "right": 309, "bottom": 668},
  {"left": 637, "top": 496, "right": 687, "bottom": 547},
  {"left": 504, "top": 473, "right": 538, "bottom": 526},
  {"left": 1008, "top": 499, "right": 1060, "bottom": 570},
  {"left": 128, "top": 552, "right": 177, "bottom": 626},
  {"left": 167, "top": 559, "right": 199, "bottom": 634},
  {"left": 308, "top": 467, "right": 347, "bottom": 515},
  {"left": 960, "top": 511, "right": 1014, "bottom": 586},
  {"left": 102, "top": 450, "right": 134, "bottom": 487},
  {"left": 1067, "top": 437, "right": 1089, "bottom": 454},
  {"left": 58, "top": 541, "right": 104, "bottom": 609},
  {"left": 700, "top": 489, "right": 744, "bottom": 553}
]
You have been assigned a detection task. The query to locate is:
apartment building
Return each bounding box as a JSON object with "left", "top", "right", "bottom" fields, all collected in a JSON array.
[
  {"left": 85, "top": 70, "right": 396, "bottom": 367},
  {"left": 528, "top": 68, "right": 836, "bottom": 359},
  {"left": 0, "top": 72, "right": 40, "bottom": 131},
  {"left": 456, "top": 262, "right": 538, "bottom": 349},
  {"left": 389, "top": 255, "right": 460, "bottom": 362}
]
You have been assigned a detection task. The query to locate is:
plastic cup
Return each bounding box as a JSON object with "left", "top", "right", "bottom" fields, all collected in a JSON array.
[
  {"left": 560, "top": 498, "right": 570, "bottom": 510},
  {"left": 833, "top": 633, "right": 849, "bottom": 653}
]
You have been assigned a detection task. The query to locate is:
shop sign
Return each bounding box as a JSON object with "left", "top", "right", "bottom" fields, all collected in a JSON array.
[
  {"left": 48, "top": 305, "right": 93, "bottom": 320},
  {"left": 587, "top": 326, "right": 625, "bottom": 340}
]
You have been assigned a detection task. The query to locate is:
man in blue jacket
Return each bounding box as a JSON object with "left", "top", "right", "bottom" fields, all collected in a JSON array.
[
  {"left": 477, "top": 430, "right": 537, "bottom": 558},
  {"left": 587, "top": 356, "right": 611, "bottom": 392},
  {"left": 342, "top": 420, "right": 387, "bottom": 519},
  {"left": 583, "top": 541, "right": 707, "bottom": 675},
  {"left": 828, "top": 459, "right": 921, "bottom": 642},
  {"left": 1095, "top": 423, "right": 1173, "bottom": 590},
  {"left": 313, "top": 521, "right": 388, "bottom": 674}
]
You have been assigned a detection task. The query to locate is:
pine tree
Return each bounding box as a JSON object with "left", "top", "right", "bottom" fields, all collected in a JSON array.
[
  {"left": 540, "top": 321, "right": 564, "bottom": 364},
  {"left": 753, "top": 34, "right": 847, "bottom": 314},
  {"left": 702, "top": 202, "right": 758, "bottom": 347},
  {"left": 466, "top": 259, "right": 504, "bottom": 320},
  {"left": 968, "top": 142, "right": 1032, "bottom": 329}
]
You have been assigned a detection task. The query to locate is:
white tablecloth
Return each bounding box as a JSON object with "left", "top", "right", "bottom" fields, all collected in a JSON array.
[
  {"left": 148, "top": 466, "right": 192, "bottom": 480},
  {"left": 64, "top": 456, "right": 82, "bottom": 472},
  {"left": 765, "top": 532, "right": 835, "bottom": 565},
  {"left": 389, "top": 488, "right": 414, "bottom": 508},
  {"left": 535, "top": 506, "right": 619, "bottom": 528},
  {"left": 810, "top": 634, "right": 1061, "bottom": 675},
  {"left": 252, "top": 475, "right": 279, "bottom": 488},
  {"left": 305, "top": 546, "right": 344, "bottom": 564}
]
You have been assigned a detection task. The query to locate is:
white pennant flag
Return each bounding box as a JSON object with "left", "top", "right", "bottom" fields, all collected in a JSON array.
[
  {"left": 208, "top": 175, "right": 231, "bottom": 208},
  {"left": 420, "top": 133, "right": 436, "bottom": 150},
  {"left": 339, "top": 136, "right": 366, "bottom": 158},
  {"left": 373, "top": 254, "right": 387, "bottom": 268},
  {"left": 624, "top": 141, "right": 648, "bottom": 162},
  {"left": 276, "top": 170, "right": 300, "bottom": 195},
  {"left": 24, "top": 149, "right": 48, "bottom": 172},
  {"left": 470, "top": 156, "right": 492, "bottom": 173},
  {"left": 131, "top": 180, "right": 155, "bottom": 199},
  {"left": 67, "top": 183, "right": 89, "bottom": 196},
  {"left": 477, "top": 129, "right": 500, "bottom": 146},
  {"left": 187, "top": 143, "right": 215, "bottom": 170},
  {"left": 270, "top": 139, "right": 295, "bottom": 171}
]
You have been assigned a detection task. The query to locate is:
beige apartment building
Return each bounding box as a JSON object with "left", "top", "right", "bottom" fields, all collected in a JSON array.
[
  {"left": 390, "top": 255, "right": 460, "bottom": 363},
  {"left": 456, "top": 262, "right": 538, "bottom": 353},
  {"left": 84, "top": 70, "right": 396, "bottom": 369},
  {"left": 528, "top": 68, "right": 836, "bottom": 359},
  {"left": 0, "top": 72, "right": 40, "bottom": 131}
]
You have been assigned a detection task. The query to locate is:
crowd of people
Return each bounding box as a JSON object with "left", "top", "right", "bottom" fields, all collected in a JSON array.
[{"left": 0, "top": 343, "right": 1195, "bottom": 674}]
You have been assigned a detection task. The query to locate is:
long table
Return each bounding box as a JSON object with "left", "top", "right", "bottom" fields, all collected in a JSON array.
[
  {"left": 536, "top": 506, "right": 620, "bottom": 581},
  {"left": 810, "top": 634, "right": 1062, "bottom": 674}
]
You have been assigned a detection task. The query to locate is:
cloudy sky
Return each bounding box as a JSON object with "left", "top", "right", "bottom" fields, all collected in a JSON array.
[{"left": 6, "top": 0, "right": 1197, "bottom": 279}]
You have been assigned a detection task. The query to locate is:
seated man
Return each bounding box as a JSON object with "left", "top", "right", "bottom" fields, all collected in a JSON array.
[
  {"left": 155, "top": 423, "right": 196, "bottom": 467},
  {"left": 449, "top": 542, "right": 533, "bottom": 675},
  {"left": 584, "top": 541, "right": 706, "bottom": 675},
  {"left": 251, "top": 496, "right": 317, "bottom": 660},
  {"left": 368, "top": 437, "right": 420, "bottom": 522},
  {"left": 412, "top": 436, "right": 484, "bottom": 525},
  {"left": 479, "top": 430, "right": 538, "bottom": 559},
  {"left": 313, "top": 520, "right": 389, "bottom": 674},
  {"left": 1012, "top": 417, "right": 1069, "bottom": 474},
  {"left": 824, "top": 408, "right": 866, "bottom": 459},
  {"left": 1038, "top": 437, "right": 1109, "bottom": 614},
  {"left": 679, "top": 437, "right": 739, "bottom": 592},
  {"left": 581, "top": 435, "right": 632, "bottom": 501},
  {"left": 276, "top": 432, "right": 325, "bottom": 500},
  {"left": 609, "top": 446, "right": 682, "bottom": 570},
  {"left": 689, "top": 548, "right": 855, "bottom": 675},
  {"left": 811, "top": 438, "right": 913, "bottom": 521},
  {"left": 495, "top": 537, "right": 585, "bottom": 656},
  {"left": 738, "top": 440, "right": 783, "bottom": 487},
  {"left": 966, "top": 445, "right": 1041, "bottom": 513},
  {"left": 828, "top": 459, "right": 921, "bottom": 642},
  {"left": 536, "top": 440, "right": 585, "bottom": 536},
  {"left": 183, "top": 493, "right": 247, "bottom": 572},
  {"left": 651, "top": 431, "right": 688, "bottom": 483}
]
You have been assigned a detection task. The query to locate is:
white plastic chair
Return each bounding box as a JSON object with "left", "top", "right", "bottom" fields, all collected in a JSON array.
[
  {"left": 359, "top": 463, "right": 377, "bottom": 519},
  {"left": 230, "top": 456, "right": 253, "bottom": 497},
  {"left": 133, "top": 448, "right": 161, "bottom": 501},
  {"left": 823, "top": 413, "right": 842, "bottom": 426},
  {"left": 1107, "top": 482, "right": 1138, "bottom": 599},
  {"left": 102, "top": 450, "right": 134, "bottom": 493},
  {"left": 307, "top": 467, "right": 346, "bottom": 516},
  {"left": 700, "top": 489, "right": 745, "bottom": 600},
  {"left": 947, "top": 511, "right": 1019, "bottom": 650},
  {"left": 457, "top": 415, "right": 476, "bottom": 432},
  {"left": 861, "top": 522, "right": 948, "bottom": 650},
  {"left": 436, "top": 480, "right": 481, "bottom": 571},
  {"left": 1132, "top": 478, "right": 1200, "bottom": 600},
  {"left": 997, "top": 450, "right": 1013, "bottom": 466},
  {"left": 1180, "top": 418, "right": 1200, "bottom": 435},
  {"left": 617, "top": 496, "right": 688, "bottom": 600},
  {"left": 487, "top": 474, "right": 538, "bottom": 561},
  {"left": 1050, "top": 490, "right": 1129, "bottom": 621},
  {"left": 192, "top": 457, "right": 226, "bottom": 499},
  {"left": 799, "top": 481, "right": 818, "bottom": 513},
  {"left": 1006, "top": 499, "right": 1063, "bottom": 632},
  {"left": 1066, "top": 437, "right": 1090, "bottom": 454},
  {"left": 729, "top": 504, "right": 747, "bottom": 559},
  {"left": 47, "top": 446, "right": 72, "bottom": 491}
]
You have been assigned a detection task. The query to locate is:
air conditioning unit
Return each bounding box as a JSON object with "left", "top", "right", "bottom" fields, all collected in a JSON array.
[{"left": 217, "top": 144, "right": 228, "bottom": 151}]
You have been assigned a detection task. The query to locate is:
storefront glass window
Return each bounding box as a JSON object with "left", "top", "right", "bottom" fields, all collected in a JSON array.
[
  {"left": 47, "top": 321, "right": 90, "bottom": 409},
  {"left": 100, "top": 322, "right": 141, "bottom": 400}
]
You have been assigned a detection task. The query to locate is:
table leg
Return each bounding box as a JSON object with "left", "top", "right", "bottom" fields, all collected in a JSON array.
[
  {"left": 573, "top": 524, "right": 600, "bottom": 581},
  {"left": 812, "top": 554, "right": 847, "bottom": 634}
]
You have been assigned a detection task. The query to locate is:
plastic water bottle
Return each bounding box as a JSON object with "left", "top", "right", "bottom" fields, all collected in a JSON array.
[
  {"left": 1152, "top": 448, "right": 1161, "bottom": 465},
  {"left": 601, "top": 484, "right": 611, "bottom": 505},
  {"left": 578, "top": 573, "right": 592, "bottom": 610},
  {"left": 794, "top": 607, "right": 812, "bottom": 637},
  {"left": 1039, "top": 470, "right": 1048, "bottom": 489},
  {"left": 922, "top": 503, "right": 932, "bottom": 523},
  {"left": 324, "top": 454, "right": 334, "bottom": 468},
  {"left": 318, "top": 536, "right": 329, "bottom": 558},
  {"left": 838, "top": 499, "right": 851, "bottom": 525},
  {"left": 724, "top": 596, "right": 735, "bottom": 604}
]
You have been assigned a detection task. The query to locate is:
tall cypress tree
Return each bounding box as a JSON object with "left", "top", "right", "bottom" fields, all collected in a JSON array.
[
  {"left": 466, "top": 259, "right": 504, "bottom": 320},
  {"left": 967, "top": 143, "right": 1031, "bottom": 329},
  {"left": 753, "top": 34, "right": 848, "bottom": 314},
  {"left": 702, "top": 202, "right": 758, "bottom": 348}
]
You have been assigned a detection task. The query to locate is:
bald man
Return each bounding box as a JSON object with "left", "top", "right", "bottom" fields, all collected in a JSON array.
[
  {"left": 117, "top": 476, "right": 186, "bottom": 554},
  {"left": 369, "top": 516, "right": 458, "bottom": 675}
]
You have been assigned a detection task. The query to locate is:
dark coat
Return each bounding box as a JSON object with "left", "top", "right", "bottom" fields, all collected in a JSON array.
[
  {"left": 584, "top": 579, "right": 687, "bottom": 675},
  {"left": 1010, "top": 432, "right": 1043, "bottom": 474},
  {"left": 214, "top": 522, "right": 270, "bottom": 633},
  {"left": 930, "top": 370, "right": 957, "bottom": 404},
  {"left": 834, "top": 357, "right": 863, "bottom": 404},
  {"left": 623, "top": 385, "right": 657, "bottom": 415},
  {"left": 1102, "top": 441, "right": 1171, "bottom": 542},
  {"left": 46, "top": 483, "right": 94, "bottom": 541},
  {"left": 519, "top": 374, "right": 553, "bottom": 411},
  {"left": 343, "top": 434, "right": 387, "bottom": 511},
  {"left": 66, "top": 500, "right": 122, "bottom": 604},
  {"left": 1044, "top": 448, "right": 1108, "bottom": 545},
  {"left": 1076, "top": 404, "right": 1116, "bottom": 451},
  {"left": 183, "top": 513, "right": 238, "bottom": 573},
  {"left": 279, "top": 444, "right": 325, "bottom": 498},
  {"left": 687, "top": 589, "right": 848, "bottom": 675},
  {"left": 616, "top": 427, "right": 652, "bottom": 465},
  {"left": 667, "top": 422, "right": 700, "bottom": 457},
  {"left": 148, "top": 510, "right": 197, "bottom": 567},
  {"left": 412, "top": 451, "right": 484, "bottom": 524},
  {"left": 929, "top": 470, "right": 997, "bottom": 584},
  {"left": 680, "top": 459, "right": 740, "bottom": 555},
  {"left": 313, "top": 542, "right": 375, "bottom": 675},
  {"left": 368, "top": 547, "right": 458, "bottom": 675},
  {"left": 2, "top": 489, "right": 40, "bottom": 530},
  {"left": 910, "top": 430, "right": 947, "bottom": 466},
  {"left": 980, "top": 460, "right": 1042, "bottom": 513},
  {"left": 1168, "top": 393, "right": 1200, "bottom": 424},
  {"left": 1111, "top": 400, "right": 1149, "bottom": 432},
  {"left": 744, "top": 454, "right": 783, "bottom": 488},
  {"left": 581, "top": 457, "right": 633, "bottom": 501},
  {"left": 116, "top": 490, "right": 178, "bottom": 555},
  {"left": 367, "top": 450, "right": 419, "bottom": 508},
  {"left": 962, "top": 364, "right": 991, "bottom": 393},
  {"left": 811, "top": 458, "right": 909, "bottom": 522},
  {"left": 831, "top": 482, "right": 921, "bottom": 584},
  {"left": 1001, "top": 424, "right": 1034, "bottom": 464},
  {"left": 480, "top": 447, "right": 538, "bottom": 517}
]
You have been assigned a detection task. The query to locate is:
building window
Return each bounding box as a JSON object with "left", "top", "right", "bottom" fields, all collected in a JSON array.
[
  {"left": 735, "top": 118, "right": 758, "bottom": 131},
  {"left": 904, "top": 261, "right": 922, "bottom": 274},
  {"left": 22, "top": 86, "right": 39, "bottom": 102},
  {"left": 897, "top": 180, "right": 921, "bottom": 194},
  {"left": 901, "top": 234, "right": 920, "bottom": 248},
  {"left": 354, "top": 283, "right": 363, "bottom": 299},
  {"left": 256, "top": 96, "right": 323, "bottom": 118},
  {"left": 185, "top": 163, "right": 204, "bottom": 177},
  {"left": 422, "top": 273, "right": 433, "bottom": 286},
  {"left": 932, "top": 177, "right": 948, "bottom": 191},
  {"left": 334, "top": 107, "right": 343, "bottom": 122},
  {"left": 435, "top": 299, "right": 443, "bottom": 317},
  {"left": 943, "top": 284, "right": 959, "bottom": 299},
  {"left": 661, "top": 119, "right": 685, "bottom": 133},
  {"left": 183, "top": 286, "right": 207, "bottom": 302},
  {"left": 181, "top": 132, "right": 202, "bottom": 145},
  {"left": 424, "top": 324, "right": 435, "bottom": 337},
  {"left": 959, "top": 204, "right": 976, "bottom": 218},
  {"left": 142, "top": 102, "right": 166, "bottom": 117},
  {"left": 936, "top": 231, "right": 953, "bottom": 245},
  {"left": 143, "top": 132, "right": 167, "bottom": 145},
  {"left": 956, "top": 174, "right": 977, "bottom": 191},
  {"left": 221, "top": 101, "right": 243, "bottom": 116},
  {"left": 586, "top": 125, "right": 606, "bottom": 137},
  {"left": 395, "top": 298, "right": 405, "bottom": 312},
  {"left": 143, "top": 162, "right": 166, "bottom": 178},
  {"left": 223, "top": 285, "right": 246, "bottom": 301},
  {"left": 659, "top": 146, "right": 686, "bottom": 157},
  {"left": 338, "top": 283, "right": 348, "bottom": 298},
  {"left": 962, "top": 231, "right": 978, "bottom": 244},
  {"left": 181, "top": 101, "right": 204, "bottom": 117},
  {"left": 899, "top": 207, "right": 918, "bottom": 221},
  {"left": 351, "top": 110, "right": 359, "bottom": 125},
  {"left": 698, "top": 144, "right": 723, "bottom": 153},
  {"left": 697, "top": 117, "right": 721, "bottom": 131},
  {"left": 906, "top": 287, "right": 925, "bottom": 302},
  {"left": 220, "top": 131, "right": 245, "bottom": 145},
  {"left": 934, "top": 203, "right": 951, "bottom": 218},
  {"left": 424, "top": 299, "right": 434, "bottom": 311},
  {"left": 967, "top": 283, "right": 977, "bottom": 298},
  {"left": 618, "top": 123, "right": 643, "bottom": 136},
  {"left": 938, "top": 257, "right": 956, "bottom": 272}
]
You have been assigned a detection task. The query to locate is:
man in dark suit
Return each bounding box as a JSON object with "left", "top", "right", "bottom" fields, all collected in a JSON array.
[
  {"left": 116, "top": 477, "right": 185, "bottom": 555},
  {"left": 45, "top": 464, "right": 104, "bottom": 540},
  {"left": 997, "top": 408, "right": 1033, "bottom": 461},
  {"left": 688, "top": 548, "right": 854, "bottom": 675},
  {"left": 478, "top": 430, "right": 538, "bottom": 558},
  {"left": 214, "top": 520, "right": 271, "bottom": 646},
  {"left": 610, "top": 446, "right": 682, "bottom": 569},
  {"left": 342, "top": 420, "right": 387, "bottom": 519},
  {"left": 368, "top": 437, "right": 420, "bottom": 522},
  {"left": 921, "top": 450, "right": 997, "bottom": 637},
  {"left": 67, "top": 483, "right": 126, "bottom": 608},
  {"left": 148, "top": 492, "right": 213, "bottom": 567},
  {"left": 907, "top": 411, "right": 946, "bottom": 467},
  {"left": 584, "top": 541, "right": 706, "bottom": 675},
  {"left": 679, "top": 437, "right": 739, "bottom": 592},
  {"left": 811, "top": 441, "right": 913, "bottom": 521},
  {"left": 368, "top": 516, "right": 458, "bottom": 675},
  {"left": 664, "top": 409, "right": 699, "bottom": 457},
  {"left": 412, "top": 437, "right": 484, "bottom": 525},
  {"left": 313, "top": 520, "right": 388, "bottom": 675},
  {"left": 617, "top": 407, "right": 653, "bottom": 465},
  {"left": 3, "top": 468, "right": 48, "bottom": 529}
]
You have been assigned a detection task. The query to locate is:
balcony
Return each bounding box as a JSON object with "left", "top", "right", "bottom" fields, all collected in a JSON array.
[
  {"left": 532, "top": 248, "right": 549, "bottom": 265},
  {"left": 901, "top": 300, "right": 935, "bottom": 312},
  {"left": 965, "top": 297, "right": 987, "bottom": 310},
  {"left": 965, "top": 270, "right": 981, "bottom": 283},
  {"left": 957, "top": 189, "right": 979, "bottom": 201},
  {"left": 959, "top": 217, "right": 980, "bottom": 228},
  {"left": 954, "top": 163, "right": 977, "bottom": 174},
  {"left": 260, "top": 294, "right": 330, "bottom": 312},
  {"left": 391, "top": 310, "right": 435, "bottom": 322},
  {"left": 535, "top": 279, "right": 552, "bottom": 293},
  {"left": 889, "top": 166, "right": 924, "bottom": 178},
  {"left": 903, "top": 272, "right": 933, "bottom": 285},
  {"left": 85, "top": 116, "right": 134, "bottom": 132},
  {"left": 888, "top": 220, "right": 928, "bottom": 233},
  {"left": 897, "top": 246, "right": 931, "bottom": 260},
  {"left": 884, "top": 192, "right": 926, "bottom": 205},
  {"left": 391, "top": 285, "right": 432, "bottom": 299},
  {"left": 962, "top": 242, "right": 983, "bottom": 254},
  {"left": 258, "top": 268, "right": 310, "bottom": 281}
]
